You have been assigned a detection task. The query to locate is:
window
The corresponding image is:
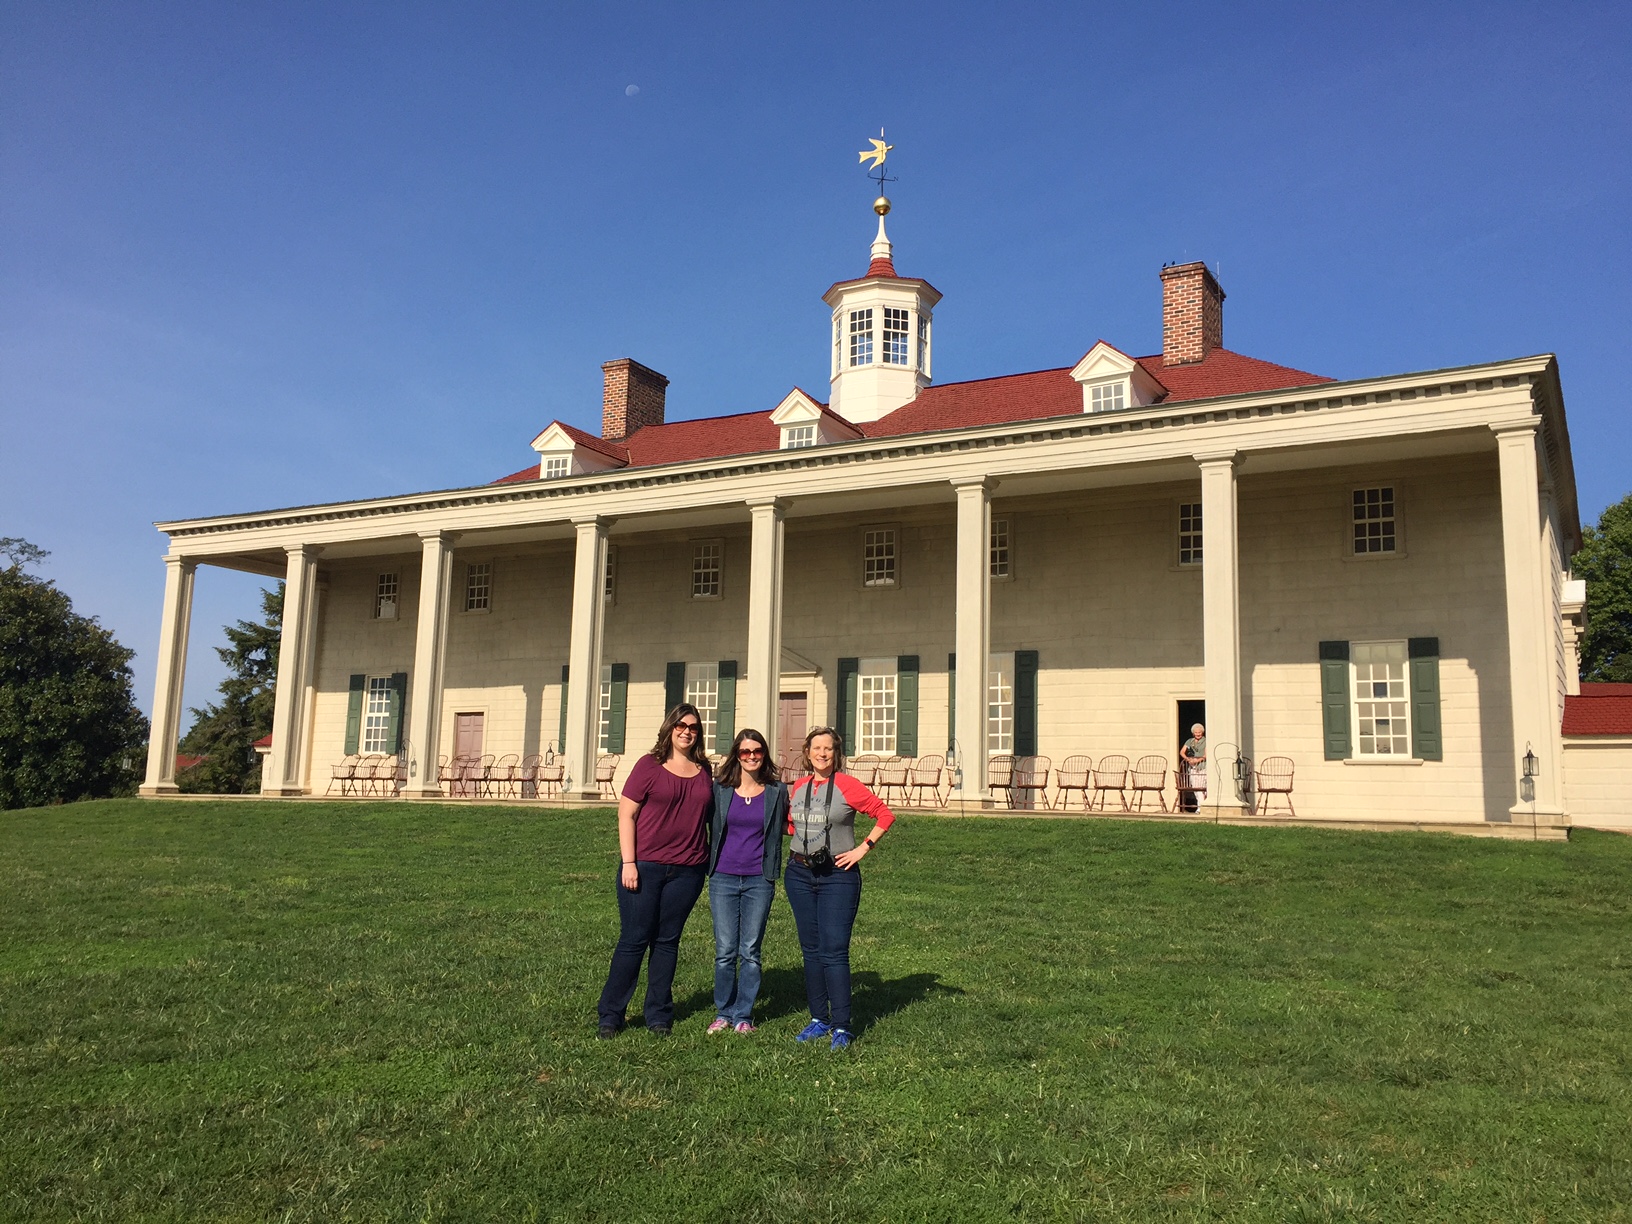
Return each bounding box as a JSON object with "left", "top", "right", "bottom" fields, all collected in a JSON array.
[
  {"left": 1178, "top": 503, "right": 1203, "bottom": 566},
  {"left": 784, "top": 423, "right": 817, "bottom": 449},
  {"left": 990, "top": 519, "right": 1011, "bottom": 579},
  {"left": 1090, "top": 381, "right": 1126, "bottom": 413},
  {"left": 598, "top": 663, "right": 613, "bottom": 751},
  {"left": 858, "top": 657, "right": 897, "bottom": 753},
  {"left": 833, "top": 313, "right": 842, "bottom": 374},
  {"left": 917, "top": 314, "right": 929, "bottom": 369},
  {"left": 1353, "top": 641, "right": 1410, "bottom": 756},
  {"left": 848, "top": 308, "right": 874, "bottom": 366},
  {"left": 987, "top": 652, "right": 1015, "bottom": 753},
  {"left": 373, "top": 572, "right": 398, "bottom": 620},
  {"left": 685, "top": 662, "right": 720, "bottom": 748},
  {"left": 362, "top": 676, "right": 393, "bottom": 753},
  {"left": 543, "top": 455, "right": 570, "bottom": 479},
  {"left": 1353, "top": 487, "right": 1397, "bottom": 554},
  {"left": 690, "top": 540, "right": 722, "bottom": 598},
  {"left": 863, "top": 528, "right": 897, "bottom": 587},
  {"left": 603, "top": 546, "right": 616, "bottom": 603},
  {"left": 464, "top": 562, "right": 491, "bottom": 612},
  {"left": 883, "top": 307, "right": 909, "bottom": 365}
]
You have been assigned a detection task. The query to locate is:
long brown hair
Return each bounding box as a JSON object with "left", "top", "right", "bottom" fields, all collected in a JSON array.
[
  {"left": 714, "top": 728, "right": 780, "bottom": 788},
  {"left": 800, "top": 726, "right": 846, "bottom": 776},
  {"left": 650, "top": 703, "right": 712, "bottom": 769}
]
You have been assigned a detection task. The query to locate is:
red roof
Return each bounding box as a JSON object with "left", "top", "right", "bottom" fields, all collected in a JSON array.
[
  {"left": 253, "top": 733, "right": 273, "bottom": 749},
  {"left": 1563, "top": 683, "right": 1632, "bottom": 736}
]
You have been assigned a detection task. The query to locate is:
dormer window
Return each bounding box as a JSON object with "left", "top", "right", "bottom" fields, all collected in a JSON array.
[
  {"left": 1071, "top": 342, "right": 1166, "bottom": 414},
  {"left": 1089, "top": 381, "right": 1127, "bottom": 413},
  {"left": 883, "top": 308, "right": 910, "bottom": 365},
  {"left": 783, "top": 424, "right": 817, "bottom": 449},
  {"left": 542, "top": 455, "right": 570, "bottom": 479},
  {"left": 849, "top": 309, "right": 874, "bottom": 366},
  {"left": 917, "top": 314, "right": 929, "bottom": 372}
]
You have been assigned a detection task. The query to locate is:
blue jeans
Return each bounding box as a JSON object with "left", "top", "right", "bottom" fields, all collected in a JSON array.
[
  {"left": 598, "top": 861, "right": 706, "bottom": 1029},
  {"left": 783, "top": 860, "right": 862, "bottom": 1029},
  {"left": 709, "top": 873, "right": 776, "bottom": 1024}
]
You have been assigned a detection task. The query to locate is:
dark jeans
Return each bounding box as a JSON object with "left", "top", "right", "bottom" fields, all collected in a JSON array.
[
  {"left": 709, "top": 872, "right": 776, "bottom": 1023},
  {"left": 784, "top": 860, "right": 862, "bottom": 1029},
  {"left": 597, "top": 860, "right": 706, "bottom": 1029}
]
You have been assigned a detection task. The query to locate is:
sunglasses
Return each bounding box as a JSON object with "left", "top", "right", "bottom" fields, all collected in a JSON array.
[
  {"left": 674, "top": 722, "right": 701, "bottom": 734},
  {"left": 737, "top": 747, "right": 766, "bottom": 759}
]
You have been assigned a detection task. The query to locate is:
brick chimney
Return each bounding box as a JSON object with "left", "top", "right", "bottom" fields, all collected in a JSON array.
[
  {"left": 1160, "top": 262, "right": 1225, "bottom": 366},
  {"left": 601, "top": 359, "right": 668, "bottom": 441}
]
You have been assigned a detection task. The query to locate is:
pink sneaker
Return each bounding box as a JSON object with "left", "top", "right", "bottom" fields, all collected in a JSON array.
[
  {"left": 707, "top": 1017, "right": 730, "bottom": 1035},
  {"left": 733, "top": 1021, "right": 756, "bottom": 1034}
]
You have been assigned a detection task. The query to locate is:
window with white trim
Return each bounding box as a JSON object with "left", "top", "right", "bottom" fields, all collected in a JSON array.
[
  {"left": 833, "top": 314, "right": 843, "bottom": 375},
  {"left": 848, "top": 308, "right": 874, "bottom": 366},
  {"left": 598, "top": 663, "right": 613, "bottom": 751},
  {"left": 373, "top": 572, "right": 399, "bottom": 620},
  {"left": 883, "top": 307, "right": 909, "bottom": 365},
  {"left": 543, "top": 455, "right": 570, "bottom": 479},
  {"left": 691, "top": 540, "right": 722, "bottom": 598},
  {"left": 990, "top": 519, "right": 1011, "bottom": 579},
  {"left": 1353, "top": 487, "right": 1397, "bottom": 554},
  {"left": 1178, "top": 503, "right": 1203, "bottom": 567},
  {"left": 858, "top": 657, "right": 897, "bottom": 754},
  {"left": 987, "top": 652, "right": 1015, "bottom": 754},
  {"left": 361, "top": 676, "right": 393, "bottom": 753},
  {"left": 464, "top": 562, "right": 491, "bottom": 611},
  {"left": 603, "top": 546, "right": 616, "bottom": 603},
  {"left": 917, "top": 314, "right": 929, "bottom": 369},
  {"left": 1353, "top": 640, "right": 1410, "bottom": 756},
  {"left": 783, "top": 423, "right": 817, "bottom": 449},
  {"left": 863, "top": 528, "right": 897, "bottom": 587},
  {"left": 685, "top": 662, "right": 720, "bottom": 748},
  {"left": 1090, "top": 381, "right": 1126, "bottom": 413}
]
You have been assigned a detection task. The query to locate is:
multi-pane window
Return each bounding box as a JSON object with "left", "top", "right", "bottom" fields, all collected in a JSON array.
[
  {"left": 691, "top": 540, "right": 722, "bottom": 598},
  {"left": 1353, "top": 487, "right": 1397, "bottom": 554},
  {"left": 858, "top": 657, "right": 898, "bottom": 754},
  {"left": 361, "top": 676, "right": 393, "bottom": 753},
  {"left": 833, "top": 314, "right": 843, "bottom": 374},
  {"left": 373, "top": 572, "right": 399, "bottom": 619},
  {"left": 990, "top": 519, "right": 1011, "bottom": 579},
  {"left": 849, "top": 308, "right": 874, "bottom": 366},
  {"left": 917, "top": 314, "right": 929, "bottom": 369},
  {"left": 464, "top": 562, "right": 491, "bottom": 611},
  {"left": 1178, "top": 503, "right": 1203, "bottom": 566},
  {"left": 1090, "top": 381, "right": 1126, "bottom": 413},
  {"left": 603, "top": 547, "right": 616, "bottom": 603},
  {"left": 685, "top": 662, "right": 720, "bottom": 749},
  {"left": 987, "top": 652, "right": 1015, "bottom": 753},
  {"left": 598, "top": 663, "right": 613, "bottom": 751},
  {"left": 883, "top": 307, "right": 910, "bottom": 365},
  {"left": 784, "top": 424, "right": 817, "bottom": 449},
  {"left": 543, "top": 455, "right": 570, "bottom": 479},
  {"left": 863, "top": 528, "right": 897, "bottom": 587},
  {"left": 1353, "top": 641, "right": 1410, "bottom": 756}
]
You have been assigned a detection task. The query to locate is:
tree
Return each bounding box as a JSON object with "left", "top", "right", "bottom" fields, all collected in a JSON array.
[
  {"left": 1576, "top": 492, "right": 1632, "bottom": 683},
  {"left": 177, "top": 584, "right": 282, "bottom": 794},
  {"left": 0, "top": 538, "right": 149, "bottom": 809}
]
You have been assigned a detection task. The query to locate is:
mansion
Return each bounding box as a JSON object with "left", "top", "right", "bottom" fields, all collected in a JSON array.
[{"left": 140, "top": 198, "right": 1620, "bottom": 836}]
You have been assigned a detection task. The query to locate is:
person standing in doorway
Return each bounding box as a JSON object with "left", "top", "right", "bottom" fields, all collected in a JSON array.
[
  {"left": 1179, "top": 723, "right": 1207, "bottom": 813},
  {"left": 597, "top": 704, "right": 714, "bottom": 1038}
]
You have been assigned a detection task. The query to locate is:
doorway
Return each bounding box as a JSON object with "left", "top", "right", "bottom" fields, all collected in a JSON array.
[
  {"left": 778, "top": 692, "right": 808, "bottom": 773},
  {"left": 1176, "top": 700, "right": 1205, "bottom": 812},
  {"left": 453, "top": 712, "right": 484, "bottom": 797}
]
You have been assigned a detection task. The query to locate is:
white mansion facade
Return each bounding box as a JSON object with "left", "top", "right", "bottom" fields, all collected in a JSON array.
[{"left": 141, "top": 202, "right": 1592, "bottom": 836}]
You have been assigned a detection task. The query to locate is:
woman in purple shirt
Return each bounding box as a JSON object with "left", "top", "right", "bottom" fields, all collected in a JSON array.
[
  {"left": 596, "top": 703, "right": 714, "bottom": 1039},
  {"left": 706, "top": 728, "right": 789, "bottom": 1034}
]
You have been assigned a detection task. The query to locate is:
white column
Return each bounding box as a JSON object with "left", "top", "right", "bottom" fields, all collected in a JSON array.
[
  {"left": 1197, "top": 451, "right": 1247, "bottom": 812},
  {"left": 1495, "top": 423, "right": 1565, "bottom": 822},
  {"left": 140, "top": 555, "right": 197, "bottom": 795},
  {"left": 952, "top": 476, "right": 994, "bottom": 804},
  {"left": 564, "top": 516, "right": 611, "bottom": 800},
  {"left": 263, "top": 545, "right": 320, "bottom": 796},
  {"left": 401, "top": 531, "right": 455, "bottom": 798},
  {"left": 744, "top": 496, "right": 788, "bottom": 753}
]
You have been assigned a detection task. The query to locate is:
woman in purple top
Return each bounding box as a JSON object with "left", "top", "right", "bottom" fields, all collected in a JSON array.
[
  {"left": 706, "top": 728, "right": 789, "bottom": 1034},
  {"left": 596, "top": 703, "right": 714, "bottom": 1039}
]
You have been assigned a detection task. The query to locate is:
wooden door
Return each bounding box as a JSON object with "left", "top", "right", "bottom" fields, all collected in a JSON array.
[
  {"left": 454, "top": 713, "right": 484, "bottom": 796},
  {"left": 778, "top": 692, "right": 808, "bottom": 772}
]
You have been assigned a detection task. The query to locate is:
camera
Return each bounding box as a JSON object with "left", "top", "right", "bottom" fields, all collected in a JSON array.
[{"left": 807, "top": 845, "right": 835, "bottom": 872}]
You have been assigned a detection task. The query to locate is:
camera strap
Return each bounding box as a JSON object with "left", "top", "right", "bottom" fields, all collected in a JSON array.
[{"left": 800, "top": 773, "right": 836, "bottom": 855}]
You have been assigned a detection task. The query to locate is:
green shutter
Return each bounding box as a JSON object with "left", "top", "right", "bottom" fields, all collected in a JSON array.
[
  {"left": 1014, "top": 650, "right": 1040, "bottom": 757},
  {"left": 558, "top": 664, "right": 569, "bottom": 753},
  {"left": 1319, "top": 641, "right": 1351, "bottom": 760},
  {"left": 838, "top": 657, "right": 859, "bottom": 752},
  {"left": 387, "top": 672, "right": 407, "bottom": 754},
  {"left": 1409, "top": 637, "right": 1442, "bottom": 762},
  {"left": 606, "top": 663, "right": 629, "bottom": 754},
  {"left": 664, "top": 661, "right": 686, "bottom": 715},
  {"left": 947, "top": 652, "right": 957, "bottom": 753},
  {"left": 896, "top": 655, "right": 919, "bottom": 757},
  {"left": 716, "top": 660, "right": 738, "bottom": 752},
  {"left": 344, "top": 674, "right": 366, "bottom": 754}
]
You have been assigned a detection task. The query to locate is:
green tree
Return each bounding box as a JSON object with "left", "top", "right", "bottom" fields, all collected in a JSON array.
[
  {"left": 178, "top": 584, "right": 282, "bottom": 794},
  {"left": 0, "top": 538, "right": 149, "bottom": 809},
  {"left": 1576, "top": 492, "right": 1632, "bottom": 683}
]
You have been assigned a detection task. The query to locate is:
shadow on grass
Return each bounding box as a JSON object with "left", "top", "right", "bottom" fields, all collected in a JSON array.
[{"left": 676, "top": 967, "right": 962, "bottom": 1031}]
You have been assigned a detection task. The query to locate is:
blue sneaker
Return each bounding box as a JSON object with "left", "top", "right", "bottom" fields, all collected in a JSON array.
[
  {"left": 829, "top": 1028, "right": 854, "bottom": 1051},
  {"left": 795, "top": 1018, "right": 832, "bottom": 1043}
]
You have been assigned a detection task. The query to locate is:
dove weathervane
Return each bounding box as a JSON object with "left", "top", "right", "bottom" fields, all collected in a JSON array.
[{"left": 858, "top": 128, "right": 898, "bottom": 212}]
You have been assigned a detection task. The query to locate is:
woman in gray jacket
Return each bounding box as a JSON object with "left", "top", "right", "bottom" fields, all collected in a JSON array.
[{"left": 706, "top": 728, "right": 789, "bottom": 1034}]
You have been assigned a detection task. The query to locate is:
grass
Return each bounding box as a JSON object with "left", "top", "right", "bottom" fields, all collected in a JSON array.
[{"left": 2, "top": 802, "right": 1630, "bottom": 1222}]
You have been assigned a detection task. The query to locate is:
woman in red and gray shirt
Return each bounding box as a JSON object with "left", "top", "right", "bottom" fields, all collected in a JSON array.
[{"left": 784, "top": 726, "right": 895, "bottom": 1050}]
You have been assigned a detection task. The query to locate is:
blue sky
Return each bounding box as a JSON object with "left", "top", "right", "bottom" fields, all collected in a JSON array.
[{"left": 3, "top": 1, "right": 1629, "bottom": 717}]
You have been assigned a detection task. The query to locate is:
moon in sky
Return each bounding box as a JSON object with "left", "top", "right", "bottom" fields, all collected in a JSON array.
[{"left": 625, "top": 84, "right": 639, "bottom": 97}]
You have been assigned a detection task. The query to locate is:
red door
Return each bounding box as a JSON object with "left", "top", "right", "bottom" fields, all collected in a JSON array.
[
  {"left": 454, "top": 713, "right": 484, "bottom": 797},
  {"left": 778, "top": 693, "right": 808, "bottom": 774}
]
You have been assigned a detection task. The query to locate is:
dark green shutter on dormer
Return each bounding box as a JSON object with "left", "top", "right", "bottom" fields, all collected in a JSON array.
[
  {"left": 838, "top": 657, "right": 859, "bottom": 752},
  {"left": 387, "top": 672, "right": 407, "bottom": 754},
  {"left": 716, "top": 660, "right": 737, "bottom": 752},
  {"left": 1319, "top": 641, "right": 1351, "bottom": 760},
  {"left": 344, "top": 674, "right": 366, "bottom": 754},
  {"left": 896, "top": 656, "right": 919, "bottom": 757},
  {"left": 1409, "top": 638, "right": 1442, "bottom": 761},
  {"left": 558, "top": 664, "right": 569, "bottom": 753},
  {"left": 1014, "top": 650, "right": 1040, "bottom": 757},
  {"left": 665, "top": 662, "right": 686, "bottom": 715},
  {"left": 606, "top": 663, "right": 629, "bottom": 754}
]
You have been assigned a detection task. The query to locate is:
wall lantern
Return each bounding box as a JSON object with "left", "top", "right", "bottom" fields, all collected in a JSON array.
[
  {"left": 1522, "top": 744, "right": 1538, "bottom": 780},
  {"left": 1233, "top": 753, "right": 1250, "bottom": 786}
]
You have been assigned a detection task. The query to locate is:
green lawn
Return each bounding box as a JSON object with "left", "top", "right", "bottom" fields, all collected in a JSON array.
[{"left": 2, "top": 802, "right": 1630, "bottom": 1222}]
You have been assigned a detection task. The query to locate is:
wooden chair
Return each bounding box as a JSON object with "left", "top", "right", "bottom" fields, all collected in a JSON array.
[
  {"left": 1011, "top": 755, "right": 1051, "bottom": 810},
  {"left": 1254, "top": 756, "right": 1296, "bottom": 816},
  {"left": 875, "top": 757, "right": 910, "bottom": 806},
  {"left": 778, "top": 745, "right": 805, "bottom": 776},
  {"left": 354, "top": 754, "right": 384, "bottom": 796},
  {"left": 327, "top": 754, "right": 360, "bottom": 796},
  {"left": 536, "top": 754, "right": 565, "bottom": 798},
  {"left": 452, "top": 755, "right": 481, "bottom": 798},
  {"left": 906, "top": 754, "right": 945, "bottom": 807},
  {"left": 595, "top": 754, "right": 620, "bottom": 800},
  {"left": 986, "top": 754, "right": 1015, "bottom": 808},
  {"left": 1091, "top": 755, "right": 1130, "bottom": 811},
  {"left": 518, "top": 753, "right": 542, "bottom": 798},
  {"left": 493, "top": 754, "right": 521, "bottom": 798},
  {"left": 1052, "top": 755, "right": 1092, "bottom": 809},
  {"left": 436, "top": 755, "right": 454, "bottom": 791},
  {"left": 389, "top": 754, "right": 407, "bottom": 795},
  {"left": 475, "top": 754, "right": 498, "bottom": 798},
  {"left": 848, "top": 755, "right": 880, "bottom": 787},
  {"left": 1129, "top": 755, "right": 1169, "bottom": 812}
]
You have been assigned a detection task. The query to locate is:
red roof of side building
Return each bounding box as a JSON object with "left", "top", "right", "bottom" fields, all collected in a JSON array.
[{"left": 1563, "top": 683, "right": 1632, "bottom": 736}]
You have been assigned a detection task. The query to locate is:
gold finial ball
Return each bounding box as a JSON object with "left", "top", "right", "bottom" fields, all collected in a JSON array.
[{"left": 873, "top": 195, "right": 892, "bottom": 216}]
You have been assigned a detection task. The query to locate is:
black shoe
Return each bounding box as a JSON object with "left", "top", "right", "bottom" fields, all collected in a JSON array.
[
  {"left": 597, "top": 1019, "right": 625, "bottom": 1040},
  {"left": 648, "top": 1023, "right": 672, "bottom": 1037}
]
